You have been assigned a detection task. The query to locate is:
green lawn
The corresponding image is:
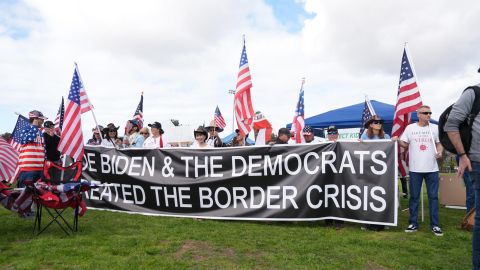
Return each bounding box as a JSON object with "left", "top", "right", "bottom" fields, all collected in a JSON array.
[{"left": 0, "top": 182, "right": 472, "bottom": 270}]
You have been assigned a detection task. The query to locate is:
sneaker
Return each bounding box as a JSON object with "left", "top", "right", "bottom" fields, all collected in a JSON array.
[
  {"left": 432, "top": 226, "right": 443, "bottom": 236},
  {"left": 405, "top": 224, "right": 417, "bottom": 233}
]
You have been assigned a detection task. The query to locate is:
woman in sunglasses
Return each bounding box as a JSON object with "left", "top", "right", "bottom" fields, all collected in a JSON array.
[
  {"left": 101, "top": 123, "right": 120, "bottom": 148},
  {"left": 360, "top": 115, "right": 390, "bottom": 140},
  {"left": 359, "top": 115, "right": 389, "bottom": 231}
]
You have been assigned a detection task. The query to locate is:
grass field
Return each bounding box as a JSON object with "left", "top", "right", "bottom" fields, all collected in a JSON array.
[{"left": 0, "top": 179, "right": 473, "bottom": 270}]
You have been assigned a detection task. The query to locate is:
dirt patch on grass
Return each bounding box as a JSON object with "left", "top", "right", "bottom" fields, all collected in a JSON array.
[
  {"left": 174, "top": 240, "right": 235, "bottom": 261},
  {"left": 366, "top": 262, "right": 392, "bottom": 270}
]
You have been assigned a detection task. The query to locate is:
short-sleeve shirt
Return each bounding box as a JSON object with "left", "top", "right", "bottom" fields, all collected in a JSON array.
[{"left": 400, "top": 123, "right": 439, "bottom": 172}]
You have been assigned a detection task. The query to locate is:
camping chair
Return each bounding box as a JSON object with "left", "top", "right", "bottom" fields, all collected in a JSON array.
[{"left": 32, "top": 160, "right": 85, "bottom": 236}]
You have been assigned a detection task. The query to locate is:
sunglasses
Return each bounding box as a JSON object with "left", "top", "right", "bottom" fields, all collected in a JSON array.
[
  {"left": 372, "top": 120, "right": 384, "bottom": 125},
  {"left": 139, "top": 132, "right": 148, "bottom": 135},
  {"left": 419, "top": 112, "right": 432, "bottom": 115},
  {"left": 327, "top": 131, "right": 338, "bottom": 135}
]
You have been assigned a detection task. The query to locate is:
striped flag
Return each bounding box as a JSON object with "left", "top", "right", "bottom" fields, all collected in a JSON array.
[
  {"left": 359, "top": 96, "right": 376, "bottom": 137},
  {"left": 234, "top": 40, "right": 255, "bottom": 136},
  {"left": 0, "top": 137, "right": 19, "bottom": 181},
  {"left": 9, "top": 115, "right": 30, "bottom": 151},
  {"left": 58, "top": 67, "right": 85, "bottom": 161},
  {"left": 75, "top": 64, "right": 94, "bottom": 114},
  {"left": 125, "top": 93, "right": 144, "bottom": 135},
  {"left": 54, "top": 96, "right": 65, "bottom": 135},
  {"left": 214, "top": 106, "right": 226, "bottom": 129},
  {"left": 133, "top": 93, "right": 144, "bottom": 128},
  {"left": 392, "top": 47, "right": 423, "bottom": 176},
  {"left": 291, "top": 79, "right": 306, "bottom": 144}
]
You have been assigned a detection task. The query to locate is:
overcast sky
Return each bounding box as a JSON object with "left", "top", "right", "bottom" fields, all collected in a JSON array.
[{"left": 1, "top": 0, "right": 479, "bottom": 139}]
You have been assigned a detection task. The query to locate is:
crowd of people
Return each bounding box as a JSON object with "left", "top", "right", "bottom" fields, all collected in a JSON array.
[{"left": 5, "top": 87, "right": 480, "bottom": 268}]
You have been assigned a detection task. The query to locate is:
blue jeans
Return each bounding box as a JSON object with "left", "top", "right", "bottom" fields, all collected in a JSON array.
[
  {"left": 464, "top": 171, "right": 476, "bottom": 213},
  {"left": 17, "top": 171, "right": 43, "bottom": 188},
  {"left": 458, "top": 155, "right": 476, "bottom": 212},
  {"left": 408, "top": 171, "right": 440, "bottom": 228},
  {"left": 470, "top": 161, "right": 480, "bottom": 270}
]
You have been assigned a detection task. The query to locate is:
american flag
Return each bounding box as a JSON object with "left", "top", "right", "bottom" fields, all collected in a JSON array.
[
  {"left": 359, "top": 97, "right": 376, "bottom": 137},
  {"left": 75, "top": 64, "right": 94, "bottom": 114},
  {"left": 0, "top": 137, "right": 19, "bottom": 181},
  {"left": 291, "top": 79, "right": 306, "bottom": 143},
  {"left": 133, "top": 93, "right": 144, "bottom": 128},
  {"left": 10, "top": 121, "right": 45, "bottom": 184},
  {"left": 125, "top": 93, "right": 144, "bottom": 135},
  {"left": 214, "top": 106, "right": 226, "bottom": 129},
  {"left": 58, "top": 67, "right": 85, "bottom": 161},
  {"left": 54, "top": 96, "right": 65, "bottom": 135},
  {"left": 234, "top": 40, "right": 255, "bottom": 136},
  {"left": 392, "top": 47, "right": 423, "bottom": 176},
  {"left": 9, "top": 114, "right": 29, "bottom": 151}
]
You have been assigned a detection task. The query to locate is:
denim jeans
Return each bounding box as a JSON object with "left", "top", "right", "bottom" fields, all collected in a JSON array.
[
  {"left": 469, "top": 161, "right": 480, "bottom": 270},
  {"left": 408, "top": 171, "right": 440, "bottom": 228},
  {"left": 458, "top": 155, "right": 476, "bottom": 212},
  {"left": 17, "top": 171, "right": 43, "bottom": 188}
]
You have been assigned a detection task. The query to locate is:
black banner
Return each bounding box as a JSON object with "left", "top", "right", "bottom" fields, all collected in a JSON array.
[{"left": 82, "top": 141, "right": 397, "bottom": 225}]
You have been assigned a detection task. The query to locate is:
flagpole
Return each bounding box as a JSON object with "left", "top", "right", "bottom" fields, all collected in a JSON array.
[
  {"left": 74, "top": 62, "right": 102, "bottom": 135},
  {"left": 365, "top": 94, "right": 376, "bottom": 115}
]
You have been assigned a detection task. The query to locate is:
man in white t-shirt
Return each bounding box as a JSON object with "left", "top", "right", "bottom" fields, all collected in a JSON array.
[{"left": 395, "top": 105, "right": 444, "bottom": 236}]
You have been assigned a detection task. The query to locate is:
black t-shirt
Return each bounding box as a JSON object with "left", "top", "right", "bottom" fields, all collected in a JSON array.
[{"left": 44, "top": 133, "right": 61, "bottom": 162}]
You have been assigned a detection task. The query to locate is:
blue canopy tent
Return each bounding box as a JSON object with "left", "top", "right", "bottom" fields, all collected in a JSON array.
[{"left": 286, "top": 100, "right": 438, "bottom": 136}]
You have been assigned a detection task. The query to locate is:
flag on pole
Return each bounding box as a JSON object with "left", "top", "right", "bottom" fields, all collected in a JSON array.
[
  {"left": 234, "top": 39, "right": 255, "bottom": 136},
  {"left": 291, "top": 79, "right": 306, "bottom": 144},
  {"left": 74, "top": 64, "right": 94, "bottom": 114},
  {"left": 58, "top": 67, "right": 85, "bottom": 161},
  {"left": 54, "top": 96, "right": 65, "bottom": 135},
  {"left": 392, "top": 46, "right": 423, "bottom": 176},
  {"left": 253, "top": 111, "right": 273, "bottom": 145},
  {"left": 359, "top": 96, "right": 376, "bottom": 137},
  {"left": 125, "top": 93, "right": 144, "bottom": 135},
  {"left": 0, "top": 137, "right": 19, "bottom": 181},
  {"left": 9, "top": 115, "right": 29, "bottom": 151},
  {"left": 214, "top": 106, "right": 226, "bottom": 129},
  {"left": 133, "top": 93, "right": 144, "bottom": 128}
]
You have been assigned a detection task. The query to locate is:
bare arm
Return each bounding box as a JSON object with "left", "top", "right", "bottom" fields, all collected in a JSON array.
[{"left": 447, "top": 131, "right": 472, "bottom": 175}]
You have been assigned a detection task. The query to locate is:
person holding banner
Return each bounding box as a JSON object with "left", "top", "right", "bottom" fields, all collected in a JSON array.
[
  {"left": 395, "top": 105, "right": 444, "bottom": 236},
  {"left": 101, "top": 123, "right": 120, "bottom": 148},
  {"left": 205, "top": 120, "right": 224, "bottom": 147},
  {"left": 360, "top": 116, "right": 389, "bottom": 231},
  {"left": 191, "top": 126, "right": 212, "bottom": 149},
  {"left": 302, "top": 125, "right": 324, "bottom": 143},
  {"left": 360, "top": 115, "right": 390, "bottom": 140},
  {"left": 143, "top": 122, "right": 169, "bottom": 148},
  {"left": 269, "top": 128, "right": 291, "bottom": 145},
  {"left": 87, "top": 126, "right": 103, "bottom": 146}
]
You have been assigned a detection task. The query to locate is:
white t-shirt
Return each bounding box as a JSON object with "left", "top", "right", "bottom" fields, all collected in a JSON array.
[
  {"left": 101, "top": 138, "right": 116, "bottom": 148},
  {"left": 400, "top": 123, "right": 440, "bottom": 172},
  {"left": 143, "top": 135, "right": 170, "bottom": 148}
]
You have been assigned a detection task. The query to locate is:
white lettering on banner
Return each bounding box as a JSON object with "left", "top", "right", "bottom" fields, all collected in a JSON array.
[
  {"left": 150, "top": 186, "right": 192, "bottom": 208},
  {"left": 248, "top": 155, "right": 263, "bottom": 176},
  {"left": 371, "top": 150, "right": 387, "bottom": 175},
  {"left": 99, "top": 154, "right": 155, "bottom": 177},
  {"left": 250, "top": 186, "right": 265, "bottom": 209},
  {"left": 353, "top": 151, "right": 369, "bottom": 174},
  {"left": 339, "top": 151, "right": 355, "bottom": 174},
  {"left": 232, "top": 187, "right": 248, "bottom": 208},
  {"left": 133, "top": 185, "right": 146, "bottom": 205},
  {"left": 322, "top": 151, "right": 337, "bottom": 173},
  {"left": 199, "top": 187, "right": 213, "bottom": 208},
  {"left": 232, "top": 156, "right": 247, "bottom": 177},
  {"left": 305, "top": 184, "right": 387, "bottom": 212},
  {"left": 284, "top": 154, "right": 302, "bottom": 175},
  {"left": 264, "top": 155, "right": 282, "bottom": 175},
  {"left": 181, "top": 156, "right": 194, "bottom": 177},
  {"left": 85, "top": 152, "right": 97, "bottom": 172},
  {"left": 304, "top": 152, "right": 319, "bottom": 174},
  {"left": 266, "top": 186, "right": 281, "bottom": 209}
]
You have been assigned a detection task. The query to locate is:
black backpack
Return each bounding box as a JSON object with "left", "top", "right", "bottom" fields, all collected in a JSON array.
[{"left": 439, "top": 86, "right": 480, "bottom": 154}]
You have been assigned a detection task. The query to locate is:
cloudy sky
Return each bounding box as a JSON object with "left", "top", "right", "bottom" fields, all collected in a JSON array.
[{"left": 1, "top": 0, "right": 479, "bottom": 140}]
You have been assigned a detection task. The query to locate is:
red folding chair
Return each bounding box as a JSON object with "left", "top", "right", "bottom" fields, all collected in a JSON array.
[{"left": 32, "top": 160, "right": 85, "bottom": 236}]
